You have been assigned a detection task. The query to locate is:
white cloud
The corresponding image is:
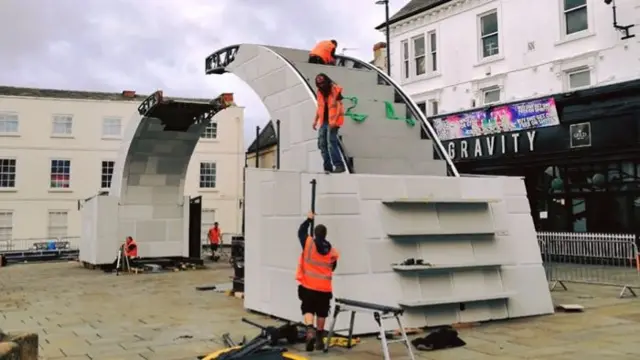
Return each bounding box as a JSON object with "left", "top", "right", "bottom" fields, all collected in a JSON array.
[{"left": 0, "top": 0, "right": 408, "bottom": 146}]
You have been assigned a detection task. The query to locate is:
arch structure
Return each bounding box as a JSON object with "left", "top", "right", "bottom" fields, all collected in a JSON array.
[
  {"left": 205, "top": 44, "right": 459, "bottom": 177},
  {"left": 80, "top": 92, "right": 231, "bottom": 265}
]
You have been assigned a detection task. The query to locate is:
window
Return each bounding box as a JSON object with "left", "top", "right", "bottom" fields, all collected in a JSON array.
[
  {"left": 101, "top": 161, "right": 115, "bottom": 189},
  {"left": 0, "top": 113, "right": 19, "bottom": 134},
  {"left": 52, "top": 115, "right": 73, "bottom": 135},
  {"left": 483, "top": 87, "right": 501, "bottom": 104},
  {"left": 429, "top": 100, "right": 439, "bottom": 116},
  {"left": 412, "top": 36, "right": 426, "bottom": 76},
  {"left": 567, "top": 68, "right": 591, "bottom": 89},
  {"left": 401, "top": 40, "right": 409, "bottom": 79},
  {"left": 480, "top": 12, "right": 499, "bottom": 58},
  {"left": 50, "top": 159, "right": 71, "bottom": 189},
  {"left": 416, "top": 102, "right": 426, "bottom": 115},
  {"left": 0, "top": 211, "right": 12, "bottom": 243},
  {"left": 47, "top": 211, "right": 68, "bottom": 238},
  {"left": 0, "top": 159, "right": 16, "bottom": 188},
  {"left": 428, "top": 31, "right": 437, "bottom": 72},
  {"left": 102, "top": 117, "right": 122, "bottom": 137},
  {"left": 201, "top": 209, "right": 216, "bottom": 244},
  {"left": 199, "top": 162, "right": 217, "bottom": 188},
  {"left": 563, "top": 0, "right": 588, "bottom": 35},
  {"left": 201, "top": 122, "right": 218, "bottom": 139}
]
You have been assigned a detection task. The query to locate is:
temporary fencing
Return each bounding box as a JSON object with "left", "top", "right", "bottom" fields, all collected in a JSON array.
[
  {"left": 537, "top": 232, "right": 639, "bottom": 298},
  {"left": 0, "top": 236, "right": 80, "bottom": 263}
]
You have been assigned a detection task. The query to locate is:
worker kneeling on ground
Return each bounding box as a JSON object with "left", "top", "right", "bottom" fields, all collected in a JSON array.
[
  {"left": 296, "top": 211, "right": 340, "bottom": 352},
  {"left": 124, "top": 236, "right": 138, "bottom": 258},
  {"left": 313, "top": 73, "right": 346, "bottom": 173},
  {"left": 309, "top": 40, "right": 337, "bottom": 65}
]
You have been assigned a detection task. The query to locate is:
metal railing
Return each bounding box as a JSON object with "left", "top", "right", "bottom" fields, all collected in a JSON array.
[
  {"left": 537, "top": 232, "right": 639, "bottom": 298},
  {"left": 0, "top": 236, "right": 80, "bottom": 253}
]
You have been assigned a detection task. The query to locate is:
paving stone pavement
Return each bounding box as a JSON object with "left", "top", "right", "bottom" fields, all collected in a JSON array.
[{"left": 1, "top": 261, "right": 639, "bottom": 359}]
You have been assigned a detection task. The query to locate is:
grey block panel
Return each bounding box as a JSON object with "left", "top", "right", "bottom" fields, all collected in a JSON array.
[{"left": 243, "top": 168, "right": 554, "bottom": 334}]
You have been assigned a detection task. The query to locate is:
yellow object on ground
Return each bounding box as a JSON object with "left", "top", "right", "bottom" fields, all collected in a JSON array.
[
  {"left": 323, "top": 336, "right": 361, "bottom": 348},
  {"left": 201, "top": 346, "right": 308, "bottom": 360}
]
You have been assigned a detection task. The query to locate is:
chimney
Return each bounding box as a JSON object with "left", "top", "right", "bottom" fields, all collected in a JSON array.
[
  {"left": 373, "top": 42, "right": 387, "bottom": 61},
  {"left": 122, "top": 90, "right": 136, "bottom": 98}
]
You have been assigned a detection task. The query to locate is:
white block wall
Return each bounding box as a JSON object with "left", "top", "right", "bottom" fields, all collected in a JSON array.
[{"left": 244, "top": 168, "right": 554, "bottom": 334}]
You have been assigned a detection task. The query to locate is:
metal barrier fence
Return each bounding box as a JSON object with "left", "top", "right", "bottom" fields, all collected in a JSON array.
[
  {"left": 537, "top": 232, "right": 639, "bottom": 298},
  {"left": 0, "top": 236, "right": 80, "bottom": 252}
]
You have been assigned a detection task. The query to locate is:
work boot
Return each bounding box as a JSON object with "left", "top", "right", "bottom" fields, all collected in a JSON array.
[
  {"left": 305, "top": 326, "right": 316, "bottom": 352},
  {"left": 315, "top": 330, "right": 326, "bottom": 350},
  {"left": 333, "top": 166, "right": 346, "bottom": 174}
]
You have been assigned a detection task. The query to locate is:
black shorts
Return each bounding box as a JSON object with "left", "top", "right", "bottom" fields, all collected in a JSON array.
[
  {"left": 210, "top": 244, "right": 219, "bottom": 252},
  {"left": 308, "top": 55, "right": 326, "bottom": 64},
  {"left": 298, "top": 285, "right": 332, "bottom": 318}
]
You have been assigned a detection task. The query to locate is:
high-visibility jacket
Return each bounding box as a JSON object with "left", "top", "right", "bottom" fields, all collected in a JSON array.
[
  {"left": 310, "top": 41, "right": 337, "bottom": 65},
  {"left": 296, "top": 236, "right": 339, "bottom": 292},
  {"left": 315, "top": 84, "right": 345, "bottom": 128},
  {"left": 208, "top": 227, "right": 221, "bottom": 244},
  {"left": 125, "top": 237, "right": 138, "bottom": 258}
]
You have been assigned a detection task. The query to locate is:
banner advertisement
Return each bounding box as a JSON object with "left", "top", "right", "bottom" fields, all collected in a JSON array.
[{"left": 432, "top": 97, "right": 561, "bottom": 141}]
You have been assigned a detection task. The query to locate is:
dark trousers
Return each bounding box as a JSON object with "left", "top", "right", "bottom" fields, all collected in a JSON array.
[
  {"left": 318, "top": 123, "right": 344, "bottom": 172},
  {"left": 308, "top": 55, "right": 326, "bottom": 64}
]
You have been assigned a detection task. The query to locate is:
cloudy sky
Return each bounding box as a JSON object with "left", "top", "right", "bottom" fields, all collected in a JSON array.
[{"left": 0, "top": 0, "right": 406, "bottom": 146}]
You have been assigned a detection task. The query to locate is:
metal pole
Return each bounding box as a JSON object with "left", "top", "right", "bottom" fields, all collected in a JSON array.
[
  {"left": 309, "top": 179, "right": 317, "bottom": 236},
  {"left": 255, "top": 126, "right": 260, "bottom": 168},
  {"left": 241, "top": 154, "right": 247, "bottom": 235},
  {"left": 275, "top": 120, "right": 281, "bottom": 169},
  {"left": 385, "top": 0, "right": 391, "bottom": 76}
]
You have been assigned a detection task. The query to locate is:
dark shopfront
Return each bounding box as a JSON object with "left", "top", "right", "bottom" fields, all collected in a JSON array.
[{"left": 430, "top": 79, "right": 640, "bottom": 234}]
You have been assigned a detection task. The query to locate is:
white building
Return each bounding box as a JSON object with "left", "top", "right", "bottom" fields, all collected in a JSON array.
[
  {"left": 381, "top": 0, "right": 640, "bottom": 115},
  {"left": 0, "top": 87, "right": 244, "bottom": 248}
]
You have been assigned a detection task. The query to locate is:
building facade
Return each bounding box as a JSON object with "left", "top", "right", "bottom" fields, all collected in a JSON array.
[
  {"left": 382, "top": 0, "right": 639, "bottom": 116},
  {"left": 0, "top": 87, "right": 245, "bottom": 248},
  {"left": 246, "top": 120, "right": 278, "bottom": 169}
]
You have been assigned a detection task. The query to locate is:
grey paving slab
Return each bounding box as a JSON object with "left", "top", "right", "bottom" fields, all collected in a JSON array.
[{"left": 1, "top": 261, "right": 639, "bottom": 359}]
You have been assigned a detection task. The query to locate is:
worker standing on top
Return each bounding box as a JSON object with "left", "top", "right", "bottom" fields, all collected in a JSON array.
[
  {"left": 296, "top": 211, "right": 340, "bottom": 352},
  {"left": 309, "top": 40, "right": 338, "bottom": 65},
  {"left": 313, "top": 73, "right": 346, "bottom": 173},
  {"left": 208, "top": 222, "right": 222, "bottom": 261}
]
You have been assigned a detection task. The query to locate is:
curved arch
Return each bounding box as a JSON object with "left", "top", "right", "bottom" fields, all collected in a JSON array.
[{"left": 205, "top": 44, "right": 458, "bottom": 177}]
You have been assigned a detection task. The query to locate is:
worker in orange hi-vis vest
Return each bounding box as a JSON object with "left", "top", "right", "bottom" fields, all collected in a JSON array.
[
  {"left": 208, "top": 222, "right": 222, "bottom": 261},
  {"left": 295, "top": 212, "right": 339, "bottom": 352}
]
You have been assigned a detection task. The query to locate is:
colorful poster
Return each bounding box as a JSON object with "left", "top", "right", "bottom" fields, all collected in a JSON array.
[{"left": 431, "top": 97, "right": 560, "bottom": 141}]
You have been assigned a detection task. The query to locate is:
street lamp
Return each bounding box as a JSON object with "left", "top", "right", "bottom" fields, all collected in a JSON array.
[{"left": 375, "top": 0, "right": 391, "bottom": 76}]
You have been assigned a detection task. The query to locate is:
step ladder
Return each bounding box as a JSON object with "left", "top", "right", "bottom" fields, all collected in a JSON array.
[{"left": 323, "top": 298, "right": 416, "bottom": 360}]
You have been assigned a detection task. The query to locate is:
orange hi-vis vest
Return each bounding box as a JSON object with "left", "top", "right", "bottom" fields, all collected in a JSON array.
[
  {"left": 315, "top": 84, "right": 345, "bottom": 128},
  {"left": 125, "top": 237, "right": 138, "bottom": 258},
  {"left": 208, "top": 227, "right": 221, "bottom": 244},
  {"left": 296, "top": 236, "right": 339, "bottom": 292},
  {"left": 310, "top": 40, "right": 337, "bottom": 64}
]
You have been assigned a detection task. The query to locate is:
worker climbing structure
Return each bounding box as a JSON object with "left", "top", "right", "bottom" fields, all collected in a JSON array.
[{"left": 203, "top": 44, "right": 554, "bottom": 334}]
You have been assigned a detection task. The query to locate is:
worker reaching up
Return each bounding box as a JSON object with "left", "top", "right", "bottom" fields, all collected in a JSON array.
[
  {"left": 296, "top": 211, "right": 340, "bottom": 352},
  {"left": 309, "top": 40, "right": 338, "bottom": 65},
  {"left": 313, "top": 73, "right": 346, "bottom": 173}
]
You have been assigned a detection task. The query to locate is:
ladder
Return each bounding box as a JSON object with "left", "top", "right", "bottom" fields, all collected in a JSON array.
[{"left": 323, "top": 298, "right": 416, "bottom": 360}]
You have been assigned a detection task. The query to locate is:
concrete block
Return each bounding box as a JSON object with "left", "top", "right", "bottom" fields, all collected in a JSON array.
[
  {"left": 500, "top": 176, "right": 527, "bottom": 196},
  {"left": 138, "top": 174, "right": 168, "bottom": 187},
  {"left": 459, "top": 176, "right": 503, "bottom": 200},
  {"left": 495, "top": 214, "right": 543, "bottom": 265},
  {"left": 367, "top": 240, "right": 418, "bottom": 273},
  {"left": 411, "top": 160, "right": 448, "bottom": 176},
  {"left": 436, "top": 203, "right": 494, "bottom": 234},
  {"left": 135, "top": 220, "right": 168, "bottom": 242},
  {"left": 272, "top": 171, "right": 302, "bottom": 216},
  {"left": 505, "top": 195, "right": 532, "bottom": 214},
  {"left": 353, "top": 158, "right": 415, "bottom": 176},
  {"left": 315, "top": 195, "right": 360, "bottom": 215},
  {"left": 119, "top": 205, "right": 153, "bottom": 221},
  {"left": 358, "top": 201, "right": 386, "bottom": 240},
  {"left": 501, "top": 265, "right": 554, "bottom": 317},
  {"left": 418, "top": 239, "right": 475, "bottom": 265},
  {"left": 418, "top": 272, "right": 454, "bottom": 299},
  {"left": 357, "top": 176, "right": 406, "bottom": 200},
  {"left": 404, "top": 176, "right": 461, "bottom": 199},
  {"left": 380, "top": 203, "right": 440, "bottom": 235}
]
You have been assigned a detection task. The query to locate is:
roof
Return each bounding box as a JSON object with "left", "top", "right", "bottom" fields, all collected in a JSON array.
[
  {"left": 246, "top": 120, "right": 278, "bottom": 153},
  {"left": 0, "top": 85, "right": 211, "bottom": 103},
  {"left": 375, "top": 0, "right": 454, "bottom": 30}
]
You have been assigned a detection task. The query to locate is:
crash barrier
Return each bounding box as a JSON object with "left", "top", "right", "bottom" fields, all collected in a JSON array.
[
  {"left": 0, "top": 236, "right": 80, "bottom": 263},
  {"left": 537, "top": 232, "right": 639, "bottom": 298}
]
